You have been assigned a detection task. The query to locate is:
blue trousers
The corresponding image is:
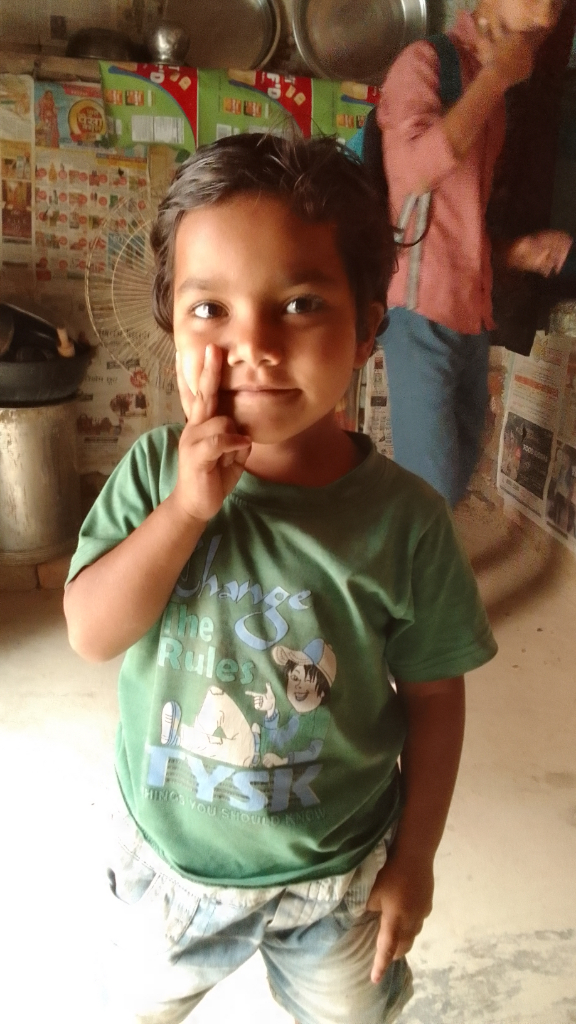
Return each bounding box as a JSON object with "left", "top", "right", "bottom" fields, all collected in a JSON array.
[{"left": 380, "top": 307, "right": 490, "bottom": 507}]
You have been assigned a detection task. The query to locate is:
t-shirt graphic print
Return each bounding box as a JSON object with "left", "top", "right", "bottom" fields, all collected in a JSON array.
[{"left": 67, "top": 425, "right": 497, "bottom": 887}]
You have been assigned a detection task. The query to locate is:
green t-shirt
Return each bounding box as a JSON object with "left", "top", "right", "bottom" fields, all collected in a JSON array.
[{"left": 68, "top": 425, "right": 497, "bottom": 887}]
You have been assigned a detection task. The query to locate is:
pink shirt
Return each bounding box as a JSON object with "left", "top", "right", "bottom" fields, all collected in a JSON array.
[{"left": 377, "top": 12, "right": 506, "bottom": 334}]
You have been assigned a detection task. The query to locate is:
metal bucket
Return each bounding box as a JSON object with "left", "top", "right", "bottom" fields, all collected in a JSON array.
[{"left": 0, "top": 399, "right": 81, "bottom": 564}]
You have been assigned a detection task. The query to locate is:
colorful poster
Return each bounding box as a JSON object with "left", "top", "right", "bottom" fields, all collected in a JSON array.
[
  {"left": 1, "top": 141, "right": 33, "bottom": 266},
  {"left": 0, "top": 74, "right": 34, "bottom": 267},
  {"left": 34, "top": 81, "right": 106, "bottom": 149},
  {"left": 34, "top": 148, "right": 148, "bottom": 282},
  {"left": 99, "top": 62, "right": 197, "bottom": 155},
  {"left": 197, "top": 69, "right": 331, "bottom": 144},
  {"left": 0, "top": 74, "right": 34, "bottom": 143},
  {"left": 332, "top": 82, "right": 380, "bottom": 145}
]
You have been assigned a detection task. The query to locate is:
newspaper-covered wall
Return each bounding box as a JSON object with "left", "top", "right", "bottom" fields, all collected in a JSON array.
[{"left": 497, "top": 323, "right": 576, "bottom": 551}]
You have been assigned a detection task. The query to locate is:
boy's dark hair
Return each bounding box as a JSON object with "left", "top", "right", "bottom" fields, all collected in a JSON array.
[
  {"left": 284, "top": 660, "right": 331, "bottom": 706},
  {"left": 150, "top": 132, "right": 395, "bottom": 340}
]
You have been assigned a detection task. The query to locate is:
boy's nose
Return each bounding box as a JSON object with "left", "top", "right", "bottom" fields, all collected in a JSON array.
[{"left": 225, "top": 313, "right": 282, "bottom": 366}]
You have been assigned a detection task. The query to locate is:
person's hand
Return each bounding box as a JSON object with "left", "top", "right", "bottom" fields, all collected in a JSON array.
[
  {"left": 366, "top": 853, "right": 434, "bottom": 984},
  {"left": 262, "top": 752, "right": 288, "bottom": 767},
  {"left": 505, "top": 230, "right": 573, "bottom": 276},
  {"left": 478, "top": 26, "right": 537, "bottom": 88},
  {"left": 246, "top": 682, "right": 276, "bottom": 717},
  {"left": 172, "top": 343, "right": 251, "bottom": 523}
]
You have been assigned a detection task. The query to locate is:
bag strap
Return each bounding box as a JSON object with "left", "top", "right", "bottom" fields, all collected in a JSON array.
[
  {"left": 428, "top": 33, "right": 462, "bottom": 109},
  {"left": 361, "top": 106, "right": 386, "bottom": 184}
]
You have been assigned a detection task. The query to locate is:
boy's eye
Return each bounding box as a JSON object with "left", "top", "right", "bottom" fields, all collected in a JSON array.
[
  {"left": 191, "top": 301, "right": 226, "bottom": 320},
  {"left": 285, "top": 295, "right": 323, "bottom": 315}
]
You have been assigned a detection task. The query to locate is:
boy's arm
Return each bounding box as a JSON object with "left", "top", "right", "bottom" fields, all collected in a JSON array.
[
  {"left": 367, "top": 675, "right": 465, "bottom": 983},
  {"left": 64, "top": 493, "right": 208, "bottom": 662},
  {"left": 64, "top": 346, "right": 251, "bottom": 662}
]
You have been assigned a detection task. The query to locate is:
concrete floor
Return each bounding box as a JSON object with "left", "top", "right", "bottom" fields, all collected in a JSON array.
[{"left": 1, "top": 500, "right": 575, "bottom": 1024}]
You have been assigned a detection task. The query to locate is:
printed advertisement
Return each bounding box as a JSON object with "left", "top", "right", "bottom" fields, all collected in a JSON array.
[
  {"left": 332, "top": 81, "right": 380, "bottom": 146},
  {"left": 1, "top": 139, "right": 33, "bottom": 263},
  {"left": 34, "top": 81, "right": 106, "bottom": 149},
  {"left": 34, "top": 147, "right": 148, "bottom": 282},
  {"left": 498, "top": 331, "right": 576, "bottom": 552},
  {"left": 197, "top": 69, "right": 333, "bottom": 143},
  {"left": 0, "top": 74, "right": 34, "bottom": 267},
  {"left": 100, "top": 62, "right": 197, "bottom": 154},
  {"left": 0, "top": 74, "right": 34, "bottom": 143}
]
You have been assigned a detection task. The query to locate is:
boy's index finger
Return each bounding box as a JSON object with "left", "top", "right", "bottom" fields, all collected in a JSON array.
[
  {"left": 188, "top": 344, "right": 222, "bottom": 426},
  {"left": 174, "top": 350, "right": 194, "bottom": 422}
]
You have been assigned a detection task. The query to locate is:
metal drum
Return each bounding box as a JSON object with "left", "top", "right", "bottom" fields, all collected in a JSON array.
[{"left": 0, "top": 400, "right": 81, "bottom": 564}]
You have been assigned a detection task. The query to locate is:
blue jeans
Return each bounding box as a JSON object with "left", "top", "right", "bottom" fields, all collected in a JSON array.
[
  {"left": 101, "top": 812, "right": 413, "bottom": 1024},
  {"left": 380, "top": 308, "right": 490, "bottom": 507}
]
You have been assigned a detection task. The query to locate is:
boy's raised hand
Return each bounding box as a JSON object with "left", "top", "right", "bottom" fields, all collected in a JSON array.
[{"left": 173, "top": 343, "right": 252, "bottom": 523}]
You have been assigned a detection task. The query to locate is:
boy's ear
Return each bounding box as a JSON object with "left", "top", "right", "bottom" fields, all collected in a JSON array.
[{"left": 354, "top": 302, "right": 386, "bottom": 368}]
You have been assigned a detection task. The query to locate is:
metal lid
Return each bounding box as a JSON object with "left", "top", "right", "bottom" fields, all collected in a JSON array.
[
  {"left": 165, "top": 0, "right": 281, "bottom": 70},
  {"left": 292, "top": 0, "right": 427, "bottom": 84}
]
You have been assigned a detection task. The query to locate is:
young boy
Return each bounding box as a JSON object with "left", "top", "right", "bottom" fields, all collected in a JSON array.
[
  {"left": 377, "top": 0, "right": 571, "bottom": 506},
  {"left": 64, "top": 133, "right": 497, "bottom": 1024}
]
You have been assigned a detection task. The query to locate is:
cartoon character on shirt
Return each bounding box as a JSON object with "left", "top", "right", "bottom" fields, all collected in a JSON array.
[
  {"left": 247, "top": 638, "right": 334, "bottom": 767},
  {"left": 160, "top": 690, "right": 261, "bottom": 768}
]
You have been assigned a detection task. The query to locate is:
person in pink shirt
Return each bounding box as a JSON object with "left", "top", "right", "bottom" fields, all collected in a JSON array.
[{"left": 377, "top": 0, "right": 572, "bottom": 506}]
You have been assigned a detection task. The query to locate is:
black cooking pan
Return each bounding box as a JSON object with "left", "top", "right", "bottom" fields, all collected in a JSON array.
[
  {"left": 0, "top": 350, "right": 91, "bottom": 405},
  {"left": 0, "top": 303, "right": 91, "bottom": 405}
]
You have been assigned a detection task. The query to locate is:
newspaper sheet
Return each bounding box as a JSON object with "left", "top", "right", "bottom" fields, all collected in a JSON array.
[
  {"left": 361, "top": 349, "right": 394, "bottom": 458},
  {"left": 497, "top": 331, "right": 576, "bottom": 551}
]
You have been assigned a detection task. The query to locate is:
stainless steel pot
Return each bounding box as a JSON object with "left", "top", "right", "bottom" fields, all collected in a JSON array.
[
  {"left": 292, "top": 0, "right": 427, "bottom": 84},
  {"left": 164, "top": 0, "right": 281, "bottom": 69},
  {"left": 146, "top": 21, "right": 191, "bottom": 64}
]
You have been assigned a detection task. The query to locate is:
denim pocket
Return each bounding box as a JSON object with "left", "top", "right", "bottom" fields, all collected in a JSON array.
[
  {"left": 107, "top": 828, "right": 201, "bottom": 955},
  {"left": 107, "top": 841, "right": 156, "bottom": 906},
  {"left": 336, "top": 836, "right": 389, "bottom": 926}
]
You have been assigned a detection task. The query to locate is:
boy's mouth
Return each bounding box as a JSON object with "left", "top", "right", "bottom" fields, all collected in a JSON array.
[{"left": 223, "top": 384, "right": 299, "bottom": 398}]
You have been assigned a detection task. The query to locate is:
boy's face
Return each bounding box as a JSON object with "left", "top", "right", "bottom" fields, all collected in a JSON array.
[
  {"left": 172, "top": 193, "right": 381, "bottom": 446},
  {"left": 286, "top": 664, "right": 323, "bottom": 714}
]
